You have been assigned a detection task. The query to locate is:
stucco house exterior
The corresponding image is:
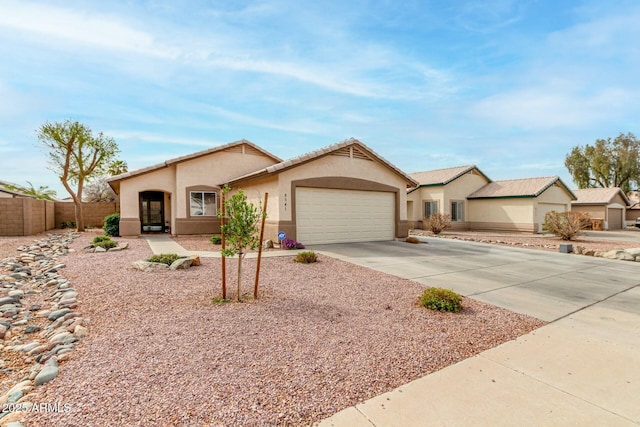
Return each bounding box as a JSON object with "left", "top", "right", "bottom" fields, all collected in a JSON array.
[
  {"left": 571, "top": 187, "right": 630, "bottom": 230},
  {"left": 407, "top": 167, "right": 576, "bottom": 233},
  {"left": 108, "top": 140, "right": 282, "bottom": 237},
  {"left": 406, "top": 166, "right": 491, "bottom": 229},
  {"left": 108, "top": 138, "right": 417, "bottom": 244},
  {"left": 466, "top": 176, "right": 576, "bottom": 233}
]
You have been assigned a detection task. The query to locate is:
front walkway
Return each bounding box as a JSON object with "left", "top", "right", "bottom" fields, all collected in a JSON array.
[{"left": 143, "top": 235, "right": 303, "bottom": 258}]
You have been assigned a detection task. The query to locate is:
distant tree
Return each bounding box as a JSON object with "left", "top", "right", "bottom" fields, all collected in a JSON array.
[
  {"left": 4, "top": 181, "right": 57, "bottom": 200},
  {"left": 220, "top": 187, "right": 261, "bottom": 302},
  {"left": 38, "top": 120, "right": 121, "bottom": 231},
  {"left": 84, "top": 160, "right": 128, "bottom": 203},
  {"left": 565, "top": 132, "right": 640, "bottom": 193},
  {"left": 83, "top": 176, "right": 118, "bottom": 203}
]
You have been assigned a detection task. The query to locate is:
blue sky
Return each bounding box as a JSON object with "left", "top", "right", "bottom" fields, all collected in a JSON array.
[{"left": 1, "top": 0, "right": 638, "bottom": 198}]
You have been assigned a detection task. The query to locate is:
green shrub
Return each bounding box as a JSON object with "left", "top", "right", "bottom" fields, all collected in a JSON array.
[
  {"left": 148, "top": 253, "right": 181, "bottom": 266},
  {"left": 94, "top": 239, "right": 117, "bottom": 250},
  {"left": 420, "top": 287, "right": 462, "bottom": 312},
  {"left": 103, "top": 213, "right": 120, "bottom": 237},
  {"left": 210, "top": 235, "right": 222, "bottom": 245},
  {"left": 92, "top": 235, "right": 112, "bottom": 244},
  {"left": 295, "top": 251, "right": 318, "bottom": 264},
  {"left": 61, "top": 221, "right": 76, "bottom": 229},
  {"left": 405, "top": 236, "right": 420, "bottom": 244}
]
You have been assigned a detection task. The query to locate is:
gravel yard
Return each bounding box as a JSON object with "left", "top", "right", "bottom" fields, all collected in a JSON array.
[
  {"left": 0, "top": 231, "right": 546, "bottom": 426},
  {"left": 411, "top": 229, "right": 640, "bottom": 253}
]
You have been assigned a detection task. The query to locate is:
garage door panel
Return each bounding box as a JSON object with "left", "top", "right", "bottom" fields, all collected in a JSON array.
[
  {"left": 296, "top": 188, "right": 394, "bottom": 244},
  {"left": 607, "top": 208, "right": 623, "bottom": 230}
]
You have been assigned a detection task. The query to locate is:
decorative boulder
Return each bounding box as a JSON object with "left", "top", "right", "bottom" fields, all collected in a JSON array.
[
  {"left": 132, "top": 261, "right": 169, "bottom": 272},
  {"left": 169, "top": 258, "right": 193, "bottom": 270}
]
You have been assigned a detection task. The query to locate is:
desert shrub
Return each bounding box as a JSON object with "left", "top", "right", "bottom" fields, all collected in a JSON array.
[
  {"left": 405, "top": 236, "right": 420, "bottom": 244},
  {"left": 103, "top": 213, "right": 120, "bottom": 237},
  {"left": 93, "top": 239, "right": 117, "bottom": 250},
  {"left": 420, "top": 287, "right": 462, "bottom": 312},
  {"left": 210, "top": 235, "right": 222, "bottom": 245},
  {"left": 543, "top": 211, "right": 591, "bottom": 241},
  {"left": 61, "top": 221, "right": 76, "bottom": 229},
  {"left": 92, "top": 235, "right": 112, "bottom": 244},
  {"left": 282, "top": 238, "right": 305, "bottom": 250},
  {"left": 148, "top": 253, "right": 181, "bottom": 265},
  {"left": 423, "top": 213, "right": 451, "bottom": 235},
  {"left": 295, "top": 251, "right": 318, "bottom": 263}
]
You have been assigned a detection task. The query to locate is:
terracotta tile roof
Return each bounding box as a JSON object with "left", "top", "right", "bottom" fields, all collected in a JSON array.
[
  {"left": 468, "top": 176, "right": 576, "bottom": 199},
  {"left": 226, "top": 138, "right": 419, "bottom": 187},
  {"left": 571, "top": 187, "right": 631, "bottom": 206},
  {"left": 107, "top": 139, "right": 282, "bottom": 184}
]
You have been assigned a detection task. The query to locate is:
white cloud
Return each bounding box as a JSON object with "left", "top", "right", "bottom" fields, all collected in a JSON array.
[
  {"left": 471, "top": 83, "right": 633, "bottom": 130},
  {"left": 0, "top": 1, "right": 453, "bottom": 100},
  {"left": 107, "top": 131, "right": 223, "bottom": 148},
  {"left": 0, "top": 1, "right": 178, "bottom": 59}
]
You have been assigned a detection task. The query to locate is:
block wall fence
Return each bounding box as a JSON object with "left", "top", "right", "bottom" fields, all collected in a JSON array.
[{"left": 0, "top": 200, "right": 120, "bottom": 236}]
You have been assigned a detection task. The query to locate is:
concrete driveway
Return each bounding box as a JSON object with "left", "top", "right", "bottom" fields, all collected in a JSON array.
[
  {"left": 313, "top": 237, "right": 640, "bottom": 322},
  {"left": 315, "top": 238, "right": 640, "bottom": 426}
]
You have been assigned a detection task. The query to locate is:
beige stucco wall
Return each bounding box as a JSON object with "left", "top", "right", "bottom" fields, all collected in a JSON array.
[
  {"left": 467, "top": 198, "right": 534, "bottom": 223},
  {"left": 276, "top": 154, "right": 409, "bottom": 222},
  {"left": 237, "top": 153, "right": 411, "bottom": 242},
  {"left": 175, "top": 151, "right": 276, "bottom": 218},
  {"left": 117, "top": 148, "right": 278, "bottom": 236},
  {"left": 407, "top": 170, "right": 488, "bottom": 228}
]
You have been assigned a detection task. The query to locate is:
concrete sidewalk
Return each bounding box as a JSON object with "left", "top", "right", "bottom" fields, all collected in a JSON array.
[
  {"left": 143, "top": 235, "right": 303, "bottom": 258},
  {"left": 316, "top": 240, "right": 640, "bottom": 426}
]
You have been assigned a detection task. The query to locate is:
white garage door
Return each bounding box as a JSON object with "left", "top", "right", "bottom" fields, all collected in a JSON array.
[
  {"left": 537, "top": 203, "right": 567, "bottom": 233},
  {"left": 296, "top": 188, "right": 395, "bottom": 244},
  {"left": 607, "top": 208, "right": 623, "bottom": 230}
]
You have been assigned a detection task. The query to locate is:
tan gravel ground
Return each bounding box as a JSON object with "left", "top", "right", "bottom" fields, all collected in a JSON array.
[
  {"left": 411, "top": 229, "right": 640, "bottom": 253},
  {"left": 173, "top": 235, "right": 279, "bottom": 253},
  {"left": 0, "top": 231, "right": 548, "bottom": 426}
]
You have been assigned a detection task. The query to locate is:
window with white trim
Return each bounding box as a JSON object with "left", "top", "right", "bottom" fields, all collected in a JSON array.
[
  {"left": 190, "top": 191, "right": 217, "bottom": 216},
  {"left": 424, "top": 201, "right": 438, "bottom": 218},
  {"left": 451, "top": 201, "right": 464, "bottom": 222}
]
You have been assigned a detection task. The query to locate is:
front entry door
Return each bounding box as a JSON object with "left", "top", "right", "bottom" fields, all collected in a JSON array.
[{"left": 140, "top": 191, "right": 164, "bottom": 232}]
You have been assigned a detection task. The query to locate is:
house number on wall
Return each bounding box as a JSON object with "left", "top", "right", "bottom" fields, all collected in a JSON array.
[{"left": 284, "top": 193, "right": 287, "bottom": 211}]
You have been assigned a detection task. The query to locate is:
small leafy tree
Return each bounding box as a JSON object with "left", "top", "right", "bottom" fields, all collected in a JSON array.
[
  {"left": 542, "top": 211, "right": 591, "bottom": 240},
  {"left": 423, "top": 213, "right": 451, "bottom": 235},
  {"left": 220, "top": 187, "right": 261, "bottom": 301},
  {"left": 38, "top": 120, "right": 122, "bottom": 231}
]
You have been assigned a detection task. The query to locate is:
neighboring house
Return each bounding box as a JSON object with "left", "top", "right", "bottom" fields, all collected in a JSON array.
[
  {"left": 0, "top": 180, "right": 33, "bottom": 198},
  {"left": 108, "top": 138, "right": 418, "bottom": 244},
  {"left": 571, "top": 188, "right": 630, "bottom": 230},
  {"left": 407, "top": 165, "right": 491, "bottom": 229},
  {"left": 467, "top": 176, "right": 576, "bottom": 233}
]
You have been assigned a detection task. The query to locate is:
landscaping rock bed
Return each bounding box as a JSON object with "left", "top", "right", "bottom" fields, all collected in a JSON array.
[{"left": 0, "top": 232, "right": 87, "bottom": 424}]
